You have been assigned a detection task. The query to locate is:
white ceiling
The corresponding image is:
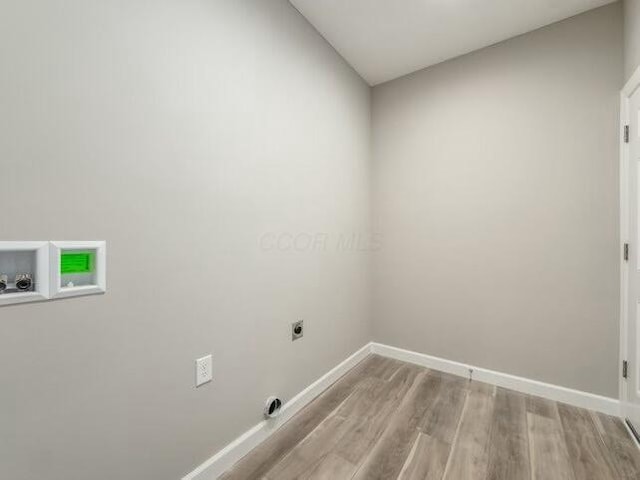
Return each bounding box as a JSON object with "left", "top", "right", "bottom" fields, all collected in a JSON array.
[{"left": 289, "top": 0, "right": 617, "bottom": 85}]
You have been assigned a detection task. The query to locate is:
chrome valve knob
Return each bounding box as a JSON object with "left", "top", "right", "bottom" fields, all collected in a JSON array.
[{"left": 15, "top": 273, "right": 33, "bottom": 291}]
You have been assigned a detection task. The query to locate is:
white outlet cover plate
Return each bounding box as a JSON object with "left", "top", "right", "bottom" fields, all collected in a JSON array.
[{"left": 196, "top": 355, "right": 213, "bottom": 387}]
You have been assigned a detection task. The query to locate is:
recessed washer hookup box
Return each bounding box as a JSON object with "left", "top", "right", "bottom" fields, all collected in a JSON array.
[{"left": 0, "top": 242, "right": 50, "bottom": 306}]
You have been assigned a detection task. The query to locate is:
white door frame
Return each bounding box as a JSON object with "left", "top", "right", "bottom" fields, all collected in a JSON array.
[{"left": 620, "top": 66, "right": 640, "bottom": 416}]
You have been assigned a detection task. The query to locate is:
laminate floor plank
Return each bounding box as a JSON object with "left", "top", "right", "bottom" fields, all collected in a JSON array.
[
  {"left": 365, "top": 356, "right": 405, "bottom": 381},
  {"left": 525, "top": 395, "right": 557, "bottom": 419},
  {"left": 557, "top": 403, "right": 601, "bottom": 438},
  {"left": 351, "top": 372, "right": 442, "bottom": 480},
  {"left": 562, "top": 431, "right": 618, "bottom": 480},
  {"left": 592, "top": 412, "right": 640, "bottom": 478},
  {"left": 334, "top": 364, "right": 424, "bottom": 466},
  {"left": 265, "top": 414, "right": 353, "bottom": 480},
  {"left": 556, "top": 403, "right": 618, "bottom": 480},
  {"left": 441, "top": 381, "right": 496, "bottom": 480},
  {"left": 485, "top": 388, "right": 530, "bottom": 480},
  {"left": 418, "top": 374, "right": 468, "bottom": 444},
  {"left": 336, "top": 364, "right": 422, "bottom": 421},
  {"left": 600, "top": 434, "right": 640, "bottom": 478},
  {"left": 219, "top": 355, "right": 640, "bottom": 480},
  {"left": 397, "top": 432, "right": 451, "bottom": 480},
  {"left": 527, "top": 407, "right": 575, "bottom": 480},
  {"left": 593, "top": 412, "right": 631, "bottom": 442},
  {"left": 302, "top": 453, "right": 356, "bottom": 480}
]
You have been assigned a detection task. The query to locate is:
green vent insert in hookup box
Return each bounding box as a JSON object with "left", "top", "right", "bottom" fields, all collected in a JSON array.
[{"left": 60, "top": 252, "right": 94, "bottom": 274}]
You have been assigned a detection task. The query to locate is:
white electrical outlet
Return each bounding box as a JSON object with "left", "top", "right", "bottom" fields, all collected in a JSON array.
[{"left": 195, "top": 354, "right": 213, "bottom": 387}]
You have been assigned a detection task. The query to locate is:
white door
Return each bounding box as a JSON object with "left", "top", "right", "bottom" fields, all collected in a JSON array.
[{"left": 624, "top": 84, "right": 640, "bottom": 432}]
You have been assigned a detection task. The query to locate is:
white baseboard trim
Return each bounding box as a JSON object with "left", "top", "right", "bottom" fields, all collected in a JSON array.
[
  {"left": 371, "top": 342, "right": 620, "bottom": 416},
  {"left": 182, "top": 342, "right": 374, "bottom": 480}
]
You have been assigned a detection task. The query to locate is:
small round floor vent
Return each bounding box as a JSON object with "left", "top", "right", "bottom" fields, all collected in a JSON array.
[{"left": 264, "top": 396, "right": 283, "bottom": 419}]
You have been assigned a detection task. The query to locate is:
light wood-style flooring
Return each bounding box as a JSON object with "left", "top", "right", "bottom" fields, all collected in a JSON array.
[{"left": 220, "top": 355, "right": 640, "bottom": 480}]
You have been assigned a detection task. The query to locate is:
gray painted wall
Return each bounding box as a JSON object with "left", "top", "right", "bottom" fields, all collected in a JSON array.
[
  {"left": 0, "top": 1, "right": 371, "bottom": 479},
  {"left": 625, "top": 0, "right": 640, "bottom": 80},
  {"left": 371, "top": 4, "right": 623, "bottom": 398}
]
